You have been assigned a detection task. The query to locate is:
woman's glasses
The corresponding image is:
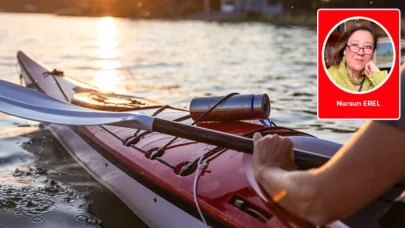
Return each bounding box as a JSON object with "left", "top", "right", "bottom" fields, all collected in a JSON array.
[{"left": 346, "top": 45, "right": 374, "bottom": 55}]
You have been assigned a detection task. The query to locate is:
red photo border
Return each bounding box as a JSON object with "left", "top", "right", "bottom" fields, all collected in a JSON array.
[{"left": 317, "top": 9, "right": 401, "bottom": 120}]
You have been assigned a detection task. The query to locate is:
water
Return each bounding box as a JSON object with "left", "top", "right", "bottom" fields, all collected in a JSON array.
[
  {"left": 0, "top": 124, "right": 146, "bottom": 227},
  {"left": 0, "top": 12, "right": 403, "bottom": 227}
]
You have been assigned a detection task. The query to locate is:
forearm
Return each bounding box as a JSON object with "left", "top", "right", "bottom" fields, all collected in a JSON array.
[
  {"left": 256, "top": 121, "right": 405, "bottom": 226},
  {"left": 256, "top": 167, "right": 327, "bottom": 225}
]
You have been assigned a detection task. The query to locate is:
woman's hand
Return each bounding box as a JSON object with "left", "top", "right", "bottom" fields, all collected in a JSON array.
[
  {"left": 252, "top": 133, "right": 297, "bottom": 179},
  {"left": 364, "top": 60, "right": 380, "bottom": 77}
]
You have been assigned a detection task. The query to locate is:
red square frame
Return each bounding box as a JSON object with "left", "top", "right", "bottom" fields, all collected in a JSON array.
[{"left": 317, "top": 9, "right": 401, "bottom": 120}]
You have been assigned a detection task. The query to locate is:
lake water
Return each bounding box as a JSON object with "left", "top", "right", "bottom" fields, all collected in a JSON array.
[{"left": 0, "top": 12, "right": 403, "bottom": 227}]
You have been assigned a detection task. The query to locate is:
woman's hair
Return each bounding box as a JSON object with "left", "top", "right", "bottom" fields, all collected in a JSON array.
[{"left": 330, "top": 22, "right": 377, "bottom": 66}]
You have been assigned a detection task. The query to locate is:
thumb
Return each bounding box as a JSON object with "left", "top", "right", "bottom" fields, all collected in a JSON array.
[{"left": 253, "top": 132, "right": 263, "bottom": 143}]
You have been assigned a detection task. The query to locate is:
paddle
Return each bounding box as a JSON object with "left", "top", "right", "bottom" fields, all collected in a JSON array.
[{"left": 0, "top": 79, "right": 331, "bottom": 167}]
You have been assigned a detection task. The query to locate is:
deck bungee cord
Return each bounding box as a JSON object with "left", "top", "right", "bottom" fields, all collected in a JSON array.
[{"left": 43, "top": 69, "right": 72, "bottom": 102}]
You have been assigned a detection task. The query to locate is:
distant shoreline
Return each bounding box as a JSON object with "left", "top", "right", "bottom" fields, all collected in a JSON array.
[
  {"left": 57, "top": 11, "right": 405, "bottom": 34},
  {"left": 184, "top": 12, "right": 318, "bottom": 27},
  {"left": 3, "top": 11, "right": 405, "bottom": 34},
  {"left": 57, "top": 11, "right": 320, "bottom": 28}
]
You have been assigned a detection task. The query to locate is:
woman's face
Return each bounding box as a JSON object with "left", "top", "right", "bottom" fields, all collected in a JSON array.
[{"left": 344, "top": 30, "right": 374, "bottom": 73}]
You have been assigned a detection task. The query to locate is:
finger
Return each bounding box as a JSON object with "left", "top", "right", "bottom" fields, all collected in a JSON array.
[
  {"left": 364, "top": 69, "right": 369, "bottom": 75},
  {"left": 253, "top": 132, "right": 263, "bottom": 143},
  {"left": 365, "top": 62, "right": 371, "bottom": 70},
  {"left": 285, "top": 137, "right": 294, "bottom": 148}
]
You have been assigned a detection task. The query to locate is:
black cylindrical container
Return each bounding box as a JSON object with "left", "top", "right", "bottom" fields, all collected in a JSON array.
[{"left": 189, "top": 94, "right": 270, "bottom": 122}]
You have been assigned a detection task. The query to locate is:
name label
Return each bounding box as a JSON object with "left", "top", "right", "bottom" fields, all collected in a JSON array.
[{"left": 336, "top": 100, "right": 381, "bottom": 107}]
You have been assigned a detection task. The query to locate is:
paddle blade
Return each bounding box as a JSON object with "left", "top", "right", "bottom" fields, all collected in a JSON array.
[{"left": 0, "top": 80, "right": 153, "bottom": 130}]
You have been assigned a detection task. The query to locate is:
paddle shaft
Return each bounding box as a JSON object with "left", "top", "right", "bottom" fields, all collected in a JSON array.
[
  {"left": 0, "top": 79, "right": 330, "bottom": 168},
  {"left": 154, "top": 118, "right": 252, "bottom": 152},
  {"left": 153, "top": 119, "right": 329, "bottom": 167}
]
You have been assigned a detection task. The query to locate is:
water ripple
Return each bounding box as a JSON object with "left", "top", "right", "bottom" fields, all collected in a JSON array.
[{"left": 0, "top": 166, "right": 101, "bottom": 227}]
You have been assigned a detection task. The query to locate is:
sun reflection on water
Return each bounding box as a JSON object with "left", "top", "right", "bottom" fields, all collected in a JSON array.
[{"left": 93, "top": 17, "right": 125, "bottom": 93}]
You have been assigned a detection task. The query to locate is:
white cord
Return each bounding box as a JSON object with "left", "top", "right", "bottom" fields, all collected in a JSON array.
[{"left": 193, "top": 156, "right": 209, "bottom": 228}]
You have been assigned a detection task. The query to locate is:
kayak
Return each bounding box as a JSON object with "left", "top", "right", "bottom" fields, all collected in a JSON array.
[{"left": 14, "top": 51, "right": 400, "bottom": 227}]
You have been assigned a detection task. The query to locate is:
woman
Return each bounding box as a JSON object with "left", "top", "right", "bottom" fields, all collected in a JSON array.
[
  {"left": 327, "top": 22, "right": 388, "bottom": 92},
  {"left": 252, "top": 64, "right": 405, "bottom": 226}
]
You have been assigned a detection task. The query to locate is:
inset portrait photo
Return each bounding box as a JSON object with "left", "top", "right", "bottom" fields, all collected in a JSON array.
[{"left": 323, "top": 17, "right": 394, "bottom": 93}]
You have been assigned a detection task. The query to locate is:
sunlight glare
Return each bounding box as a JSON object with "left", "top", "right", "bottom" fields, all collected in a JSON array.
[
  {"left": 97, "top": 59, "right": 121, "bottom": 70},
  {"left": 94, "top": 17, "right": 125, "bottom": 93},
  {"left": 97, "top": 17, "right": 118, "bottom": 59},
  {"left": 93, "top": 70, "right": 119, "bottom": 92}
]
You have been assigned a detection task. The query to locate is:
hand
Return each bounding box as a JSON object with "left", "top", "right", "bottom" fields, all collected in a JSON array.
[
  {"left": 252, "top": 133, "right": 297, "bottom": 178},
  {"left": 363, "top": 60, "right": 380, "bottom": 77}
]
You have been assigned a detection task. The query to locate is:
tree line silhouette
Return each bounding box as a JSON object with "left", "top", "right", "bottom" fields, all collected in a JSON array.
[{"left": 0, "top": 0, "right": 403, "bottom": 18}]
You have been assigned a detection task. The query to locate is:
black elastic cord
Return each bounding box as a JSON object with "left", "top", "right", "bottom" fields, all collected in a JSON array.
[
  {"left": 125, "top": 107, "right": 190, "bottom": 147},
  {"left": 190, "top": 93, "right": 240, "bottom": 124},
  {"left": 146, "top": 93, "right": 241, "bottom": 159},
  {"left": 43, "top": 70, "right": 182, "bottom": 175},
  {"left": 125, "top": 105, "right": 172, "bottom": 146},
  {"left": 43, "top": 69, "right": 64, "bottom": 77},
  {"left": 156, "top": 157, "right": 180, "bottom": 174},
  {"left": 43, "top": 69, "right": 71, "bottom": 103},
  {"left": 182, "top": 124, "right": 313, "bottom": 175},
  {"left": 131, "top": 145, "right": 180, "bottom": 174}
]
